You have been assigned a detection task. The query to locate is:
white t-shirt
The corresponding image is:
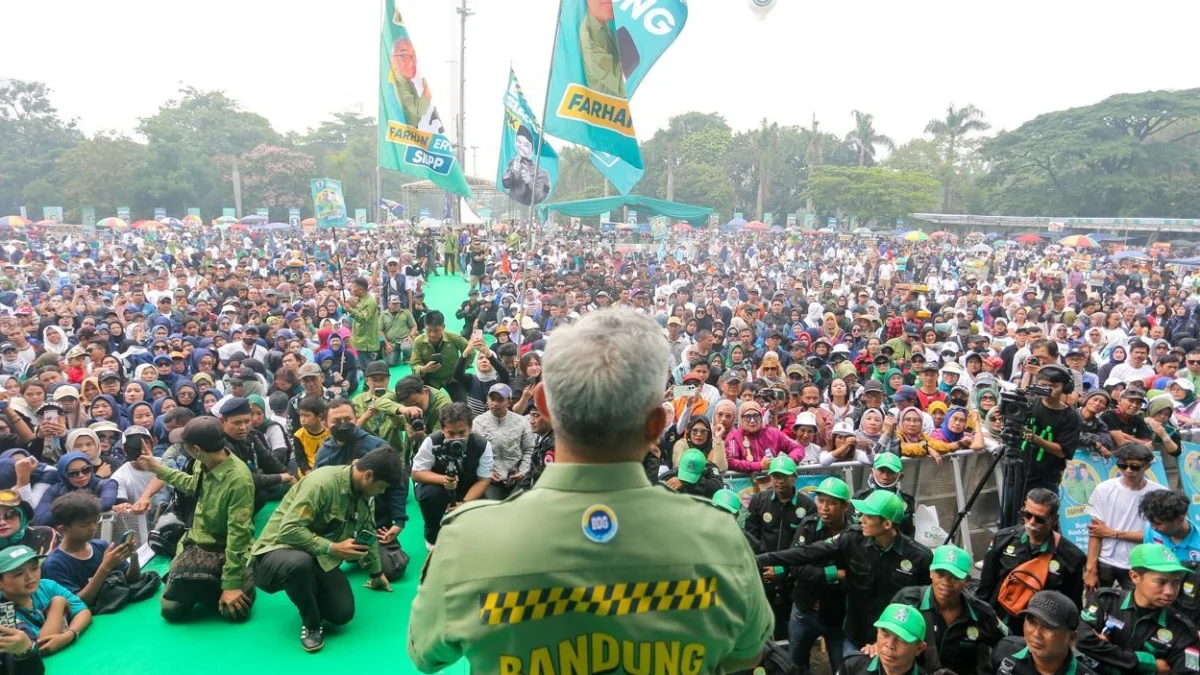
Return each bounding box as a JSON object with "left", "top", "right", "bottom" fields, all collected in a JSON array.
[
  {"left": 1087, "top": 477, "right": 1167, "bottom": 568},
  {"left": 1107, "top": 362, "right": 1155, "bottom": 384},
  {"left": 112, "top": 464, "right": 156, "bottom": 502}
]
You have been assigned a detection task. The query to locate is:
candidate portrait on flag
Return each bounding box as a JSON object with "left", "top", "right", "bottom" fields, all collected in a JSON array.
[
  {"left": 387, "top": 11, "right": 442, "bottom": 134},
  {"left": 501, "top": 124, "right": 551, "bottom": 206}
]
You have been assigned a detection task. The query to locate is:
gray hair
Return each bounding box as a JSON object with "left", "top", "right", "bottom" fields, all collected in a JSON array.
[{"left": 543, "top": 308, "right": 670, "bottom": 454}]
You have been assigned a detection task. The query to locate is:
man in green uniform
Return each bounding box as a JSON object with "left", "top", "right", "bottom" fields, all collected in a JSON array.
[
  {"left": 250, "top": 448, "right": 402, "bottom": 652},
  {"left": 889, "top": 544, "right": 1007, "bottom": 675},
  {"left": 840, "top": 603, "right": 929, "bottom": 675},
  {"left": 381, "top": 295, "right": 418, "bottom": 367},
  {"left": 580, "top": 0, "right": 626, "bottom": 97},
  {"left": 1075, "top": 543, "right": 1200, "bottom": 674},
  {"left": 408, "top": 310, "right": 469, "bottom": 393},
  {"left": 982, "top": 591, "right": 1099, "bottom": 675},
  {"left": 442, "top": 229, "right": 460, "bottom": 275},
  {"left": 344, "top": 277, "right": 382, "bottom": 367},
  {"left": 408, "top": 309, "right": 773, "bottom": 673},
  {"left": 133, "top": 417, "right": 256, "bottom": 623},
  {"left": 393, "top": 374, "right": 453, "bottom": 456},
  {"left": 746, "top": 455, "right": 816, "bottom": 638},
  {"left": 787, "top": 476, "right": 853, "bottom": 674},
  {"left": 352, "top": 361, "right": 407, "bottom": 453}
]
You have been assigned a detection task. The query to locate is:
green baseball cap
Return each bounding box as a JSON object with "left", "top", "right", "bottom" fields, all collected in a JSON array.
[
  {"left": 768, "top": 455, "right": 797, "bottom": 476},
  {"left": 931, "top": 544, "right": 972, "bottom": 580},
  {"left": 711, "top": 489, "right": 742, "bottom": 515},
  {"left": 873, "top": 603, "right": 926, "bottom": 644},
  {"left": 677, "top": 449, "right": 707, "bottom": 484},
  {"left": 814, "top": 476, "right": 851, "bottom": 501},
  {"left": 874, "top": 453, "right": 903, "bottom": 473},
  {"left": 1129, "top": 543, "right": 1189, "bottom": 574},
  {"left": 851, "top": 490, "right": 907, "bottom": 525},
  {"left": 0, "top": 545, "right": 43, "bottom": 574}
]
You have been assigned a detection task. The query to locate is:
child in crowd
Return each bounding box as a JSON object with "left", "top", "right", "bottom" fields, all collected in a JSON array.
[
  {"left": 292, "top": 396, "right": 330, "bottom": 475},
  {"left": 41, "top": 492, "right": 143, "bottom": 608},
  {"left": 0, "top": 544, "right": 91, "bottom": 656}
]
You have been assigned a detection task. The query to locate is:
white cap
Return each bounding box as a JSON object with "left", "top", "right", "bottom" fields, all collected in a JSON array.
[
  {"left": 1173, "top": 378, "right": 1196, "bottom": 393},
  {"left": 831, "top": 420, "right": 855, "bottom": 436},
  {"left": 831, "top": 343, "right": 850, "bottom": 354},
  {"left": 941, "top": 362, "right": 964, "bottom": 375},
  {"left": 792, "top": 412, "right": 818, "bottom": 429}
]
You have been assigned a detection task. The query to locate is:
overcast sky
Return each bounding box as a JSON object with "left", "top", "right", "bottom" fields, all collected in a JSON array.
[{"left": 7, "top": 0, "right": 1200, "bottom": 180}]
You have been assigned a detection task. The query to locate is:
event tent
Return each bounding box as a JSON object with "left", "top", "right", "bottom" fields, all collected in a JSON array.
[{"left": 536, "top": 195, "right": 712, "bottom": 222}]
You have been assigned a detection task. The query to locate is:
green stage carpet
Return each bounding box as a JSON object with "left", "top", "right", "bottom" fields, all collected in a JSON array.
[{"left": 52, "top": 275, "right": 472, "bottom": 674}]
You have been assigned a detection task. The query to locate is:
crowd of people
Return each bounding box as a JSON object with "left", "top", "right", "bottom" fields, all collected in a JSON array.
[{"left": 1, "top": 221, "right": 1200, "bottom": 674}]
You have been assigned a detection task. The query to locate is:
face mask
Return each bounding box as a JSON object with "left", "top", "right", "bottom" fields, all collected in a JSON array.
[{"left": 332, "top": 422, "right": 356, "bottom": 444}]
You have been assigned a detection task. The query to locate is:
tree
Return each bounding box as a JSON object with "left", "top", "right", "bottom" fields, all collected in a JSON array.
[
  {"left": 846, "top": 110, "right": 895, "bottom": 166},
  {"left": 553, "top": 146, "right": 606, "bottom": 202},
  {"left": 641, "top": 112, "right": 731, "bottom": 201},
  {"left": 57, "top": 133, "right": 149, "bottom": 217},
  {"left": 751, "top": 118, "right": 779, "bottom": 219},
  {"left": 0, "top": 79, "right": 80, "bottom": 214},
  {"left": 804, "top": 166, "right": 939, "bottom": 225},
  {"left": 924, "top": 104, "right": 990, "bottom": 211},
  {"left": 236, "top": 144, "right": 316, "bottom": 213}
]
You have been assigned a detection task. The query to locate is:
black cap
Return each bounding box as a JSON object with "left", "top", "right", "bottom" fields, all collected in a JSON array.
[
  {"left": 365, "top": 361, "right": 391, "bottom": 378},
  {"left": 220, "top": 397, "right": 252, "bottom": 417},
  {"left": 169, "top": 417, "right": 226, "bottom": 453},
  {"left": 98, "top": 370, "right": 120, "bottom": 382},
  {"left": 1019, "top": 590, "right": 1079, "bottom": 629},
  {"left": 242, "top": 325, "right": 259, "bottom": 335},
  {"left": 230, "top": 367, "right": 255, "bottom": 382}
]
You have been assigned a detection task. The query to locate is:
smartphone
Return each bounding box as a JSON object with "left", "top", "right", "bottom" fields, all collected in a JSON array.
[
  {"left": 41, "top": 410, "right": 58, "bottom": 424},
  {"left": 372, "top": 388, "right": 387, "bottom": 398},
  {"left": 354, "top": 528, "right": 377, "bottom": 546},
  {"left": 124, "top": 436, "right": 144, "bottom": 463},
  {"left": 429, "top": 353, "right": 443, "bottom": 364},
  {"left": 120, "top": 530, "right": 136, "bottom": 545},
  {"left": 0, "top": 602, "right": 13, "bottom": 630},
  {"left": 672, "top": 385, "right": 696, "bottom": 399}
]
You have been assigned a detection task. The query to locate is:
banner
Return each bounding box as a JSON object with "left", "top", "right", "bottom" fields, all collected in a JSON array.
[
  {"left": 709, "top": 212, "right": 719, "bottom": 227},
  {"left": 827, "top": 216, "right": 837, "bottom": 227},
  {"left": 729, "top": 473, "right": 832, "bottom": 509},
  {"left": 649, "top": 215, "right": 668, "bottom": 240},
  {"left": 542, "top": 0, "right": 688, "bottom": 195},
  {"left": 763, "top": 212, "right": 773, "bottom": 227},
  {"left": 222, "top": 207, "right": 236, "bottom": 219},
  {"left": 496, "top": 69, "right": 559, "bottom": 207},
  {"left": 40, "top": 207, "right": 63, "bottom": 223},
  {"left": 256, "top": 208, "right": 269, "bottom": 219},
  {"left": 354, "top": 208, "right": 367, "bottom": 224},
  {"left": 288, "top": 208, "right": 301, "bottom": 228},
  {"left": 1060, "top": 450, "right": 1171, "bottom": 553},
  {"left": 627, "top": 209, "right": 638, "bottom": 224},
  {"left": 154, "top": 208, "right": 166, "bottom": 220},
  {"left": 786, "top": 213, "right": 797, "bottom": 228},
  {"left": 117, "top": 207, "right": 131, "bottom": 222},
  {"left": 81, "top": 207, "right": 96, "bottom": 228},
  {"left": 186, "top": 207, "right": 201, "bottom": 219},
  {"left": 310, "top": 178, "right": 348, "bottom": 228},
  {"left": 804, "top": 213, "right": 815, "bottom": 229},
  {"left": 600, "top": 211, "right": 611, "bottom": 223},
  {"left": 1178, "top": 442, "right": 1200, "bottom": 531},
  {"left": 379, "top": 2, "right": 472, "bottom": 197}
]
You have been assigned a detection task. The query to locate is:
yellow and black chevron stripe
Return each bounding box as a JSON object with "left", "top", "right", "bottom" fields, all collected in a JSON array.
[{"left": 479, "top": 578, "right": 718, "bottom": 626}]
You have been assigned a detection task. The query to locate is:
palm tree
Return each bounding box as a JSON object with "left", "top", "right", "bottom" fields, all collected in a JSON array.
[
  {"left": 924, "top": 104, "right": 990, "bottom": 211},
  {"left": 752, "top": 118, "right": 779, "bottom": 219},
  {"left": 846, "top": 110, "right": 895, "bottom": 166}
]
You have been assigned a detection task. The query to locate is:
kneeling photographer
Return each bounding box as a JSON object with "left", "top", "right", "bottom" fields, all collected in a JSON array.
[{"left": 410, "top": 402, "right": 492, "bottom": 549}]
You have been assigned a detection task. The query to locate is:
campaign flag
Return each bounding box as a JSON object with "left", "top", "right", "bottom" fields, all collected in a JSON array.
[
  {"left": 154, "top": 208, "right": 166, "bottom": 220},
  {"left": 310, "top": 178, "right": 348, "bottom": 228},
  {"left": 117, "top": 207, "right": 131, "bottom": 222},
  {"left": 734, "top": 211, "right": 744, "bottom": 221},
  {"left": 786, "top": 213, "right": 797, "bottom": 228},
  {"left": 1060, "top": 450, "right": 1171, "bottom": 552},
  {"left": 186, "top": 207, "right": 201, "bottom": 219},
  {"left": 627, "top": 209, "right": 638, "bottom": 224},
  {"left": 600, "top": 211, "right": 611, "bottom": 223},
  {"left": 1178, "top": 442, "right": 1200, "bottom": 532},
  {"left": 354, "top": 208, "right": 367, "bottom": 224},
  {"left": 256, "top": 208, "right": 269, "bottom": 219},
  {"left": 827, "top": 216, "right": 837, "bottom": 227},
  {"left": 222, "top": 207, "right": 236, "bottom": 219},
  {"left": 763, "top": 213, "right": 773, "bottom": 227},
  {"left": 379, "top": 1, "right": 472, "bottom": 197},
  {"left": 81, "top": 207, "right": 96, "bottom": 227},
  {"left": 497, "top": 69, "right": 558, "bottom": 207},
  {"left": 709, "top": 212, "right": 719, "bottom": 227},
  {"left": 288, "top": 208, "right": 301, "bottom": 228},
  {"left": 543, "top": 0, "right": 688, "bottom": 195},
  {"left": 42, "top": 206, "right": 63, "bottom": 223}
]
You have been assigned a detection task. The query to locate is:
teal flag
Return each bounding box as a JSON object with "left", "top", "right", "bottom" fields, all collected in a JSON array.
[
  {"left": 496, "top": 69, "right": 558, "bottom": 207},
  {"left": 379, "top": 2, "right": 472, "bottom": 197},
  {"left": 311, "top": 178, "right": 348, "bottom": 228},
  {"left": 81, "top": 207, "right": 96, "bottom": 227},
  {"left": 117, "top": 207, "right": 131, "bottom": 222},
  {"left": 543, "top": 0, "right": 688, "bottom": 195}
]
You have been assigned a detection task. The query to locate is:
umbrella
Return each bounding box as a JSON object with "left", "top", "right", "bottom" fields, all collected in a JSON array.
[
  {"left": 726, "top": 217, "right": 748, "bottom": 228},
  {"left": 853, "top": 227, "right": 873, "bottom": 235},
  {"left": 0, "top": 216, "right": 30, "bottom": 228},
  {"left": 743, "top": 220, "right": 769, "bottom": 232},
  {"left": 968, "top": 243, "right": 993, "bottom": 254},
  {"left": 769, "top": 225, "right": 785, "bottom": 233},
  {"left": 985, "top": 232, "right": 1002, "bottom": 239},
  {"left": 1167, "top": 239, "right": 1196, "bottom": 247},
  {"left": 1112, "top": 250, "right": 1151, "bottom": 261},
  {"left": 930, "top": 231, "right": 952, "bottom": 239},
  {"left": 130, "top": 219, "right": 160, "bottom": 230},
  {"left": 817, "top": 227, "right": 834, "bottom": 234},
  {"left": 181, "top": 214, "right": 203, "bottom": 226},
  {"left": 672, "top": 222, "right": 692, "bottom": 232},
  {"left": 1015, "top": 234, "right": 1043, "bottom": 244},
  {"left": 159, "top": 217, "right": 184, "bottom": 229},
  {"left": 33, "top": 220, "right": 58, "bottom": 227},
  {"left": 966, "top": 232, "right": 985, "bottom": 238},
  {"left": 240, "top": 214, "right": 268, "bottom": 224},
  {"left": 94, "top": 217, "right": 126, "bottom": 229},
  {"left": 213, "top": 216, "right": 237, "bottom": 226},
  {"left": 301, "top": 218, "right": 316, "bottom": 227},
  {"left": 1058, "top": 235, "right": 1098, "bottom": 249},
  {"left": 901, "top": 231, "right": 930, "bottom": 242},
  {"left": 993, "top": 239, "right": 1017, "bottom": 247}
]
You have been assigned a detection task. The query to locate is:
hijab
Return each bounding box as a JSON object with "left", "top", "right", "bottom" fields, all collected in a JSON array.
[
  {"left": 42, "top": 326, "right": 69, "bottom": 356},
  {"left": 934, "top": 406, "right": 969, "bottom": 443},
  {"left": 685, "top": 417, "right": 713, "bottom": 453}
]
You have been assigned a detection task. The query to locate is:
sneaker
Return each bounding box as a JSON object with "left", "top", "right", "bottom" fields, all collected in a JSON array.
[{"left": 301, "top": 626, "right": 324, "bottom": 653}]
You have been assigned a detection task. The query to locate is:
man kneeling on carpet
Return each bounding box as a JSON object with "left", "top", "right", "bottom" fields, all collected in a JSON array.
[
  {"left": 250, "top": 447, "right": 401, "bottom": 652},
  {"left": 132, "top": 416, "right": 257, "bottom": 624}
]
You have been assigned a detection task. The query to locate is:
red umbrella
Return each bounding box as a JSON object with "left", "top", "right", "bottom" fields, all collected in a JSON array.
[
  {"left": 1015, "top": 234, "right": 1043, "bottom": 244},
  {"left": 743, "top": 220, "right": 769, "bottom": 232},
  {"left": 672, "top": 222, "right": 692, "bottom": 232},
  {"left": 930, "top": 231, "right": 952, "bottom": 239}
]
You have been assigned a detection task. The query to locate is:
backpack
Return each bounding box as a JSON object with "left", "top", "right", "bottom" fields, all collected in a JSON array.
[{"left": 997, "top": 532, "right": 1060, "bottom": 616}]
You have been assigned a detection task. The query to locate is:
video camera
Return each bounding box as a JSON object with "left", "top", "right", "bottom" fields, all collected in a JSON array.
[
  {"left": 996, "top": 384, "right": 1052, "bottom": 449},
  {"left": 432, "top": 437, "right": 467, "bottom": 493}
]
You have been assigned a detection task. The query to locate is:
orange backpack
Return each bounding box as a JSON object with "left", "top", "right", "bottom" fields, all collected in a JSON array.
[{"left": 997, "top": 533, "right": 1060, "bottom": 617}]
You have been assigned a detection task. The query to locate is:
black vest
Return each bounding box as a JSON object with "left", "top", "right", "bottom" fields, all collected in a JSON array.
[{"left": 428, "top": 431, "right": 487, "bottom": 501}]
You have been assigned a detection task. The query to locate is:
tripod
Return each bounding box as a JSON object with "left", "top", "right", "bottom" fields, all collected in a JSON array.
[{"left": 942, "top": 440, "right": 1030, "bottom": 545}]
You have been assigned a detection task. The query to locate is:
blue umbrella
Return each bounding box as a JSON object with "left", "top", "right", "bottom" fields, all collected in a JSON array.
[
  {"left": 158, "top": 217, "right": 183, "bottom": 229},
  {"left": 726, "top": 217, "right": 748, "bottom": 227},
  {"left": 1111, "top": 250, "right": 1150, "bottom": 261},
  {"left": 985, "top": 232, "right": 1002, "bottom": 239},
  {"left": 769, "top": 225, "right": 784, "bottom": 233}
]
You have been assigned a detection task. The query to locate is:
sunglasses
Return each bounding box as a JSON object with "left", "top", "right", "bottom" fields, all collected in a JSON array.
[
  {"left": 741, "top": 413, "right": 762, "bottom": 421},
  {"left": 1116, "top": 462, "right": 1146, "bottom": 472},
  {"left": 1019, "top": 509, "right": 1048, "bottom": 525},
  {"left": 1188, "top": 360, "right": 1200, "bottom": 365},
  {"left": 0, "top": 509, "right": 20, "bottom": 522},
  {"left": 66, "top": 465, "right": 94, "bottom": 479}
]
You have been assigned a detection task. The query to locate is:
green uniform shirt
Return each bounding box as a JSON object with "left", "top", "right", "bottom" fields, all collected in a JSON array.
[
  {"left": 351, "top": 390, "right": 407, "bottom": 454},
  {"left": 410, "top": 331, "right": 469, "bottom": 389},
  {"left": 250, "top": 465, "right": 381, "bottom": 576},
  {"left": 346, "top": 293, "right": 381, "bottom": 352},
  {"left": 381, "top": 309, "right": 417, "bottom": 343},
  {"left": 407, "top": 462, "right": 773, "bottom": 673},
  {"left": 154, "top": 454, "right": 256, "bottom": 591}
]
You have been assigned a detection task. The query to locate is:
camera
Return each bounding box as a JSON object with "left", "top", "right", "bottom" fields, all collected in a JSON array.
[
  {"left": 433, "top": 438, "right": 467, "bottom": 482},
  {"left": 409, "top": 417, "right": 425, "bottom": 433},
  {"left": 997, "top": 384, "right": 1051, "bottom": 448}
]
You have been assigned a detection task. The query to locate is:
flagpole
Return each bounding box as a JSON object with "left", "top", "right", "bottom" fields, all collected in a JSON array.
[
  {"left": 376, "top": 0, "right": 384, "bottom": 226},
  {"left": 527, "top": 0, "right": 564, "bottom": 253}
]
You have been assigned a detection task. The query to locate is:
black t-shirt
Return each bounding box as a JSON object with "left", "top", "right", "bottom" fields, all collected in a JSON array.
[
  {"left": 1025, "top": 400, "right": 1082, "bottom": 482},
  {"left": 1098, "top": 409, "right": 1153, "bottom": 440},
  {"left": 469, "top": 254, "right": 486, "bottom": 276}
]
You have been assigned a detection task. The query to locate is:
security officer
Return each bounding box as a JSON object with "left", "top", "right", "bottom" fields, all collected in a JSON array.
[
  {"left": 408, "top": 309, "right": 774, "bottom": 674},
  {"left": 1075, "top": 543, "right": 1200, "bottom": 675},
  {"left": 977, "top": 487, "right": 1086, "bottom": 632},
  {"left": 758, "top": 489, "right": 933, "bottom": 653},
  {"left": 982, "top": 591, "right": 1099, "bottom": 675},
  {"left": 746, "top": 455, "right": 816, "bottom": 638},
  {"left": 890, "top": 545, "right": 1007, "bottom": 675},
  {"left": 840, "top": 603, "right": 930, "bottom": 675},
  {"left": 659, "top": 448, "right": 724, "bottom": 498},
  {"left": 786, "top": 476, "right": 853, "bottom": 675},
  {"left": 854, "top": 452, "right": 917, "bottom": 538}
]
